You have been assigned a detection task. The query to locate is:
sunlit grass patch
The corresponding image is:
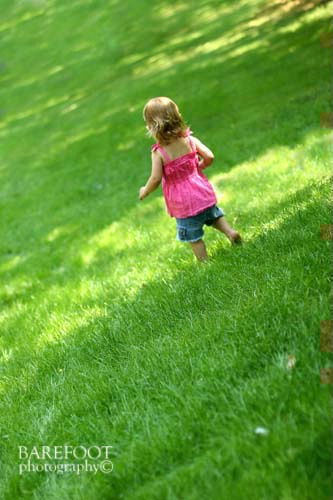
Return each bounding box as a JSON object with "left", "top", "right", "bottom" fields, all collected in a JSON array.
[{"left": 212, "top": 129, "right": 331, "bottom": 216}]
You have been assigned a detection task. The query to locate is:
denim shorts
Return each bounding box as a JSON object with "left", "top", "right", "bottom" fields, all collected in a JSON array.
[{"left": 176, "top": 205, "right": 225, "bottom": 243}]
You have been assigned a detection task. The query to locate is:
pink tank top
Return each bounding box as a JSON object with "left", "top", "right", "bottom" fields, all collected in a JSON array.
[{"left": 152, "top": 130, "right": 217, "bottom": 218}]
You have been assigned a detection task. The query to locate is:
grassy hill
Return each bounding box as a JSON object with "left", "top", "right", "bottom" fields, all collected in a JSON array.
[{"left": 0, "top": 0, "right": 332, "bottom": 498}]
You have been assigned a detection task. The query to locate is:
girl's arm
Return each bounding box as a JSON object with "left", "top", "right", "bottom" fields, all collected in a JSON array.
[
  {"left": 139, "top": 151, "right": 163, "bottom": 200},
  {"left": 192, "top": 136, "right": 214, "bottom": 169}
]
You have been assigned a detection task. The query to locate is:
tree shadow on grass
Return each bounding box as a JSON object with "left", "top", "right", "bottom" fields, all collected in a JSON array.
[{"left": 1, "top": 1, "right": 332, "bottom": 496}]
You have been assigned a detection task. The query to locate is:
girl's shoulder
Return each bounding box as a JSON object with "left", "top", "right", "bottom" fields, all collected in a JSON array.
[
  {"left": 151, "top": 143, "right": 166, "bottom": 164},
  {"left": 183, "top": 127, "right": 192, "bottom": 138}
]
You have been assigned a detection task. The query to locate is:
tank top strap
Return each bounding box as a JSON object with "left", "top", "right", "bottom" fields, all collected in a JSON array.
[
  {"left": 185, "top": 128, "right": 196, "bottom": 153},
  {"left": 188, "top": 135, "right": 196, "bottom": 153},
  {"left": 154, "top": 144, "right": 172, "bottom": 163}
]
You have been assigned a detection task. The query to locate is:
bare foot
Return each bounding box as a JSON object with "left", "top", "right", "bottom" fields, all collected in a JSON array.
[{"left": 228, "top": 230, "right": 242, "bottom": 245}]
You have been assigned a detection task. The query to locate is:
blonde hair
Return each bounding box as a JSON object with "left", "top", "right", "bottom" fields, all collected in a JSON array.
[{"left": 143, "top": 97, "right": 187, "bottom": 144}]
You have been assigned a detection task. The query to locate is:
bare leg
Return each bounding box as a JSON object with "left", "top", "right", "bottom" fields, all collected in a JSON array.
[
  {"left": 212, "top": 217, "right": 242, "bottom": 244},
  {"left": 190, "top": 239, "right": 208, "bottom": 261}
]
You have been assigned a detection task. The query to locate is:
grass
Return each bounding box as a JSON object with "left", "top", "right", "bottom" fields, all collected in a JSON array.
[{"left": 0, "top": 0, "right": 332, "bottom": 498}]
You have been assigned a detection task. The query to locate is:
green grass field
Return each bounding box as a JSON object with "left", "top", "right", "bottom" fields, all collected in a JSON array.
[{"left": 0, "top": 0, "right": 332, "bottom": 498}]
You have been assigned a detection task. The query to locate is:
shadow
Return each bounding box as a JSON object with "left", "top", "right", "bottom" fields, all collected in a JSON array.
[{"left": 1, "top": 0, "right": 332, "bottom": 497}]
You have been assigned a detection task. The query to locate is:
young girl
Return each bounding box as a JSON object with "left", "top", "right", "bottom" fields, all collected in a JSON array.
[{"left": 139, "top": 96, "right": 241, "bottom": 261}]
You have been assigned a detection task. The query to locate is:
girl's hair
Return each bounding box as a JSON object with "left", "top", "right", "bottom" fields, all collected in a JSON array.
[{"left": 143, "top": 97, "right": 187, "bottom": 144}]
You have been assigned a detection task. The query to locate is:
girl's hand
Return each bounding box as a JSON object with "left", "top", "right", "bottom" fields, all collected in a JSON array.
[
  {"left": 198, "top": 157, "right": 205, "bottom": 169},
  {"left": 139, "top": 187, "right": 147, "bottom": 200}
]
